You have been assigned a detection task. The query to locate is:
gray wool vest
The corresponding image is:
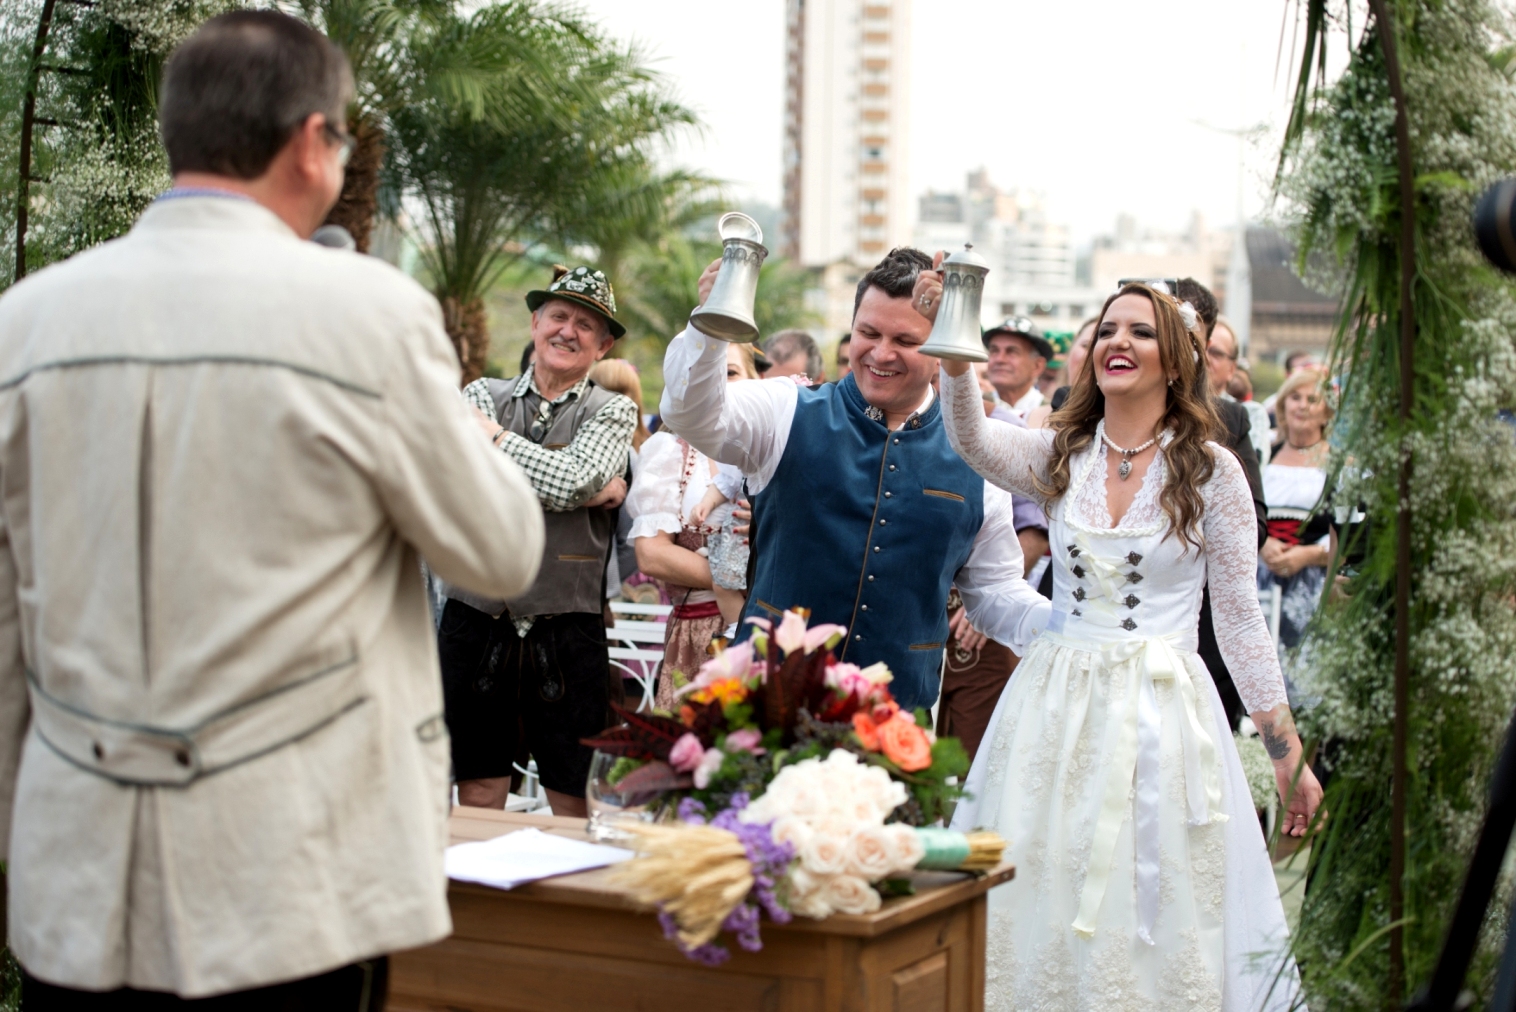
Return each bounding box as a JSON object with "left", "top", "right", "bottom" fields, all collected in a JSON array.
[{"left": 444, "top": 375, "right": 619, "bottom": 619}]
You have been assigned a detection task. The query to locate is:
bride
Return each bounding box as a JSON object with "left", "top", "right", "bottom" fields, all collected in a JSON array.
[{"left": 919, "top": 273, "right": 1322, "bottom": 1010}]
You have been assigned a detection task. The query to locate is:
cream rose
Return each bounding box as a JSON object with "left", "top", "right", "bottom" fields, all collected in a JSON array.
[
  {"left": 769, "top": 816, "right": 815, "bottom": 855},
  {"left": 801, "top": 831, "right": 849, "bottom": 876},
  {"left": 823, "top": 874, "right": 882, "bottom": 915},
  {"left": 845, "top": 824, "right": 897, "bottom": 880},
  {"left": 785, "top": 867, "right": 832, "bottom": 918},
  {"left": 883, "top": 824, "right": 925, "bottom": 873}
]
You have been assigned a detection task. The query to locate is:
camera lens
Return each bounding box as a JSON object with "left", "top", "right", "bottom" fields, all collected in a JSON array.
[{"left": 1473, "top": 178, "right": 1516, "bottom": 274}]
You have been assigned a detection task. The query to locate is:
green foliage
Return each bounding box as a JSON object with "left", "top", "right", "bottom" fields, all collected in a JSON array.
[
  {"left": 6, "top": 0, "right": 245, "bottom": 287},
  {"left": 383, "top": 1, "right": 697, "bottom": 312},
  {"left": 1275, "top": 1, "right": 1516, "bottom": 1006}
]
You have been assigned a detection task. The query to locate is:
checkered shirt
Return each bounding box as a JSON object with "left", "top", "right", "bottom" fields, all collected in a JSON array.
[{"left": 463, "top": 367, "right": 635, "bottom": 513}]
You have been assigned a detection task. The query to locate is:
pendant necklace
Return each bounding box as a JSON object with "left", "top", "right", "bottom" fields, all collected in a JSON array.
[{"left": 1101, "top": 429, "right": 1158, "bottom": 480}]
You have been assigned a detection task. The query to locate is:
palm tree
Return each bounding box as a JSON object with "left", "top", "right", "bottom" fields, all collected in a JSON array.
[{"left": 384, "top": 1, "right": 697, "bottom": 382}]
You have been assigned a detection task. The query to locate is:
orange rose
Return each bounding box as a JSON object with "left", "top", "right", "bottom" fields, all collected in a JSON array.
[
  {"left": 877, "top": 713, "right": 933, "bottom": 771},
  {"left": 852, "top": 712, "right": 880, "bottom": 751}
]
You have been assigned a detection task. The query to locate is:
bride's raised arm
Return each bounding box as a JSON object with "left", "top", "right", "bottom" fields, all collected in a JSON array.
[
  {"left": 911, "top": 256, "right": 1055, "bottom": 499},
  {"left": 938, "top": 366, "right": 1055, "bottom": 501}
]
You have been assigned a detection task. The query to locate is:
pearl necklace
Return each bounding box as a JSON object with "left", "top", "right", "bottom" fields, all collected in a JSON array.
[{"left": 1101, "top": 429, "right": 1158, "bottom": 480}]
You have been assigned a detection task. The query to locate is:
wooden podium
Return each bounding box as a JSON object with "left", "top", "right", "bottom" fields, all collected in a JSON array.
[{"left": 386, "top": 807, "right": 1013, "bottom": 1012}]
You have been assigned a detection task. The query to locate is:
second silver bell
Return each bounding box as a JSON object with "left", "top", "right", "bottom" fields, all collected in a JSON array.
[
  {"left": 918, "top": 244, "right": 990, "bottom": 363},
  {"left": 689, "top": 212, "right": 769, "bottom": 344}
]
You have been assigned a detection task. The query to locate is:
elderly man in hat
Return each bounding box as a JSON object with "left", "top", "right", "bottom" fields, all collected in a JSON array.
[
  {"left": 659, "top": 247, "right": 1050, "bottom": 713},
  {"left": 983, "top": 316, "right": 1056, "bottom": 418},
  {"left": 440, "top": 266, "right": 638, "bottom": 816}
]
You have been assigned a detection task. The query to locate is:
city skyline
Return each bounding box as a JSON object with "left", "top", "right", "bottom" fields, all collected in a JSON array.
[{"left": 572, "top": 0, "right": 1320, "bottom": 248}]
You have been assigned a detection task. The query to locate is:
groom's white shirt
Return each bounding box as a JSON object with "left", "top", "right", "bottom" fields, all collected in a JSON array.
[{"left": 661, "top": 325, "right": 1052, "bottom": 654}]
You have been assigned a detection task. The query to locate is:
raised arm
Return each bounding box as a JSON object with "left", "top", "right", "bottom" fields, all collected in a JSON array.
[
  {"left": 939, "top": 366, "right": 1055, "bottom": 501},
  {"left": 658, "top": 260, "right": 801, "bottom": 490},
  {"left": 1203, "top": 447, "right": 1322, "bottom": 836}
]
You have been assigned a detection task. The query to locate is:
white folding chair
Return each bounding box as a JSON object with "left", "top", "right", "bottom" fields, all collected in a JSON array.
[{"left": 607, "top": 601, "right": 672, "bottom": 712}]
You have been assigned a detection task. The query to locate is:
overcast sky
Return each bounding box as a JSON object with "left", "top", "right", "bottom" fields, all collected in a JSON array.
[{"left": 574, "top": 1, "right": 1325, "bottom": 245}]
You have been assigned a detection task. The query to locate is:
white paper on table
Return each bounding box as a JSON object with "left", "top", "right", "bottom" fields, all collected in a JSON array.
[{"left": 444, "top": 828, "right": 634, "bottom": 891}]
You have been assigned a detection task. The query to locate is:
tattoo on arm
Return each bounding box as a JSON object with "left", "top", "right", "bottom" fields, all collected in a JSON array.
[{"left": 1259, "top": 720, "right": 1291, "bottom": 761}]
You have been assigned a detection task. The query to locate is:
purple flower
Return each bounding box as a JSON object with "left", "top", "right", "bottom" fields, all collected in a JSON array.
[{"left": 657, "top": 800, "right": 798, "bottom": 964}]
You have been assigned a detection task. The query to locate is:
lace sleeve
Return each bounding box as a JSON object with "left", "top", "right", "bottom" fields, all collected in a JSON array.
[
  {"left": 624, "top": 432, "right": 686, "bottom": 541},
  {"left": 1203, "top": 445, "right": 1289, "bottom": 713},
  {"left": 939, "top": 366, "right": 1055, "bottom": 501}
]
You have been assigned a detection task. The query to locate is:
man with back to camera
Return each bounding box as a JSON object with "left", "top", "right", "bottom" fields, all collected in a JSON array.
[
  {"left": 0, "top": 11, "right": 545, "bottom": 1008},
  {"left": 440, "top": 264, "right": 637, "bottom": 818},
  {"left": 982, "top": 316, "right": 1055, "bottom": 418},
  {"left": 763, "top": 328, "right": 825, "bottom": 382},
  {"left": 660, "top": 247, "right": 1050, "bottom": 712}
]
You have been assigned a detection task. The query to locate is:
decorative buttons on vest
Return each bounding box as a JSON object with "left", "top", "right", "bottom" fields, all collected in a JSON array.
[
  {"left": 885, "top": 491, "right": 892, "bottom": 498},
  {"left": 873, "top": 545, "right": 881, "bottom": 552},
  {"left": 861, "top": 604, "right": 869, "bottom": 611},
  {"left": 868, "top": 574, "right": 875, "bottom": 581},
  {"left": 1127, "top": 552, "right": 1143, "bottom": 565},
  {"left": 880, "top": 519, "right": 887, "bottom": 525},
  {"left": 1073, "top": 587, "right": 1086, "bottom": 601},
  {"left": 1121, "top": 617, "right": 1137, "bottom": 631},
  {"left": 888, "top": 464, "right": 896, "bottom": 471},
  {"left": 1124, "top": 594, "right": 1140, "bottom": 608},
  {"left": 1068, "top": 545, "right": 1081, "bottom": 557},
  {"left": 854, "top": 634, "right": 863, "bottom": 641},
  {"left": 1072, "top": 565, "right": 1085, "bottom": 578},
  {"left": 1127, "top": 572, "right": 1143, "bottom": 583},
  {"left": 893, "top": 438, "right": 900, "bottom": 444}
]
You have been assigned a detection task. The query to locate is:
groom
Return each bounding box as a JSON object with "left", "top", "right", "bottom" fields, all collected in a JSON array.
[{"left": 660, "top": 247, "right": 1050, "bottom": 711}]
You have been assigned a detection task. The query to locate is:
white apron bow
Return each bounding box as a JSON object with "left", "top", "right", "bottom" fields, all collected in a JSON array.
[{"left": 1049, "top": 535, "right": 1227, "bottom": 945}]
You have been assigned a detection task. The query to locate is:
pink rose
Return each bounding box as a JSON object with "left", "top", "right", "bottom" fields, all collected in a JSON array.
[
  {"left": 668, "top": 733, "right": 704, "bottom": 772},
  {"left": 724, "top": 728, "right": 766, "bottom": 755}
]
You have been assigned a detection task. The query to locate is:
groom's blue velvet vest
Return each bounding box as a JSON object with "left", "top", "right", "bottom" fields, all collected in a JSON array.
[{"left": 742, "top": 374, "right": 984, "bottom": 710}]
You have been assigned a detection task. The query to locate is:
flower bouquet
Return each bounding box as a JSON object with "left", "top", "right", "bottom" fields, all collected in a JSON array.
[{"left": 583, "top": 608, "right": 1005, "bottom": 963}]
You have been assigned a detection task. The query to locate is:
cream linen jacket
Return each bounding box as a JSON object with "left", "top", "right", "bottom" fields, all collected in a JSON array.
[{"left": 0, "top": 196, "right": 544, "bottom": 996}]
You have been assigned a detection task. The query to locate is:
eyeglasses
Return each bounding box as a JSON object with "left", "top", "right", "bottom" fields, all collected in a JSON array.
[
  {"left": 1116, "top": 278, "right": 1181, "bottom": 297},
  {"left": 321, "top": 118, "right": 356, "bottom": 168},
  {"left": 528, "top": 398, "right": 555, "bottom": 443},
  {"left": 1206, "top": 344, "right": 1238, "bottom": 363}
]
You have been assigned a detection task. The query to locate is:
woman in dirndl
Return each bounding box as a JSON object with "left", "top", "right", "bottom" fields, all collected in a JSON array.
[
  {"left": 625, "top": 343, "right": 759, "bottom": 708},
  {"left": 919, "top": 272, "right": 1323, "bottom": 1011}
]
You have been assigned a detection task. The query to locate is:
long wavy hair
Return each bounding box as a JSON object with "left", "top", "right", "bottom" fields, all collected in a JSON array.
[{"left": 1037, "top": 283, "right": 1222, "bottom": 550}]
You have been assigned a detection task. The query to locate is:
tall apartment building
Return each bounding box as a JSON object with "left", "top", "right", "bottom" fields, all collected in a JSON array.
[{"left": 781, "top": 0, "right": 912, "bottom": 268}]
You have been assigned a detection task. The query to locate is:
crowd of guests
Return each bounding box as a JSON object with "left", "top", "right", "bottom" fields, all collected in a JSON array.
[{"left": 0, "top": 11, "right": 1340, "bottom": 1007}]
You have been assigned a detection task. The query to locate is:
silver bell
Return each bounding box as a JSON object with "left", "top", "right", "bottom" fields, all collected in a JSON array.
[
  {"left": 689, "top": 212, "right": 769, "bottom": 344},
  {"left": 919, "top": 244, "right": 991, "bottom": 363}
]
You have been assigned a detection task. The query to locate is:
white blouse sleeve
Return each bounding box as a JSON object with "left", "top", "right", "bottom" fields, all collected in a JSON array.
[
  {"left": 1203, "top": 446, "right": 1290, "bottom": 713},
  {"left": 940, "top": 366, "right": 1056, "bottom": 502},
  {"left": 624, "top": 432, "right": 687, "bottom": 541}
]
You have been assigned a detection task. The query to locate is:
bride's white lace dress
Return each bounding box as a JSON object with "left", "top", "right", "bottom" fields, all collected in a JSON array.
[{"left": 940, "top": 369, "right": 1299, "bottom": 1011}]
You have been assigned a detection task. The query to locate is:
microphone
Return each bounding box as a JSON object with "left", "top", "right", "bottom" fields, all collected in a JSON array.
[{"left": 310, "top": 225, "right": 356, "bottom": 251}]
